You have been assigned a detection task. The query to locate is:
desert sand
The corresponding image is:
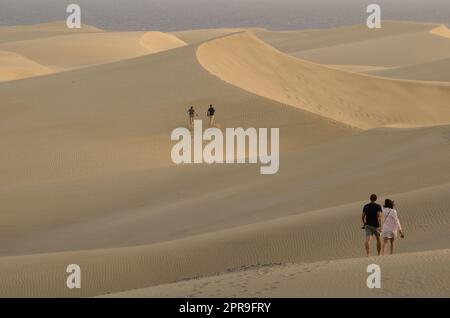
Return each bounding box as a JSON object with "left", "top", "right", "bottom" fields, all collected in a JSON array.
[
  {"left": 0, "top": 21, "right": 449, "bottom": 297},
  {"left": 0, "top": 22, "right": 186, "bottom": 81}
]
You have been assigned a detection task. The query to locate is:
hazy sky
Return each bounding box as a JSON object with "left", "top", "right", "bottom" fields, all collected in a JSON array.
[{"left": 1, "top": 0, "right": 449, "bottom": 31}]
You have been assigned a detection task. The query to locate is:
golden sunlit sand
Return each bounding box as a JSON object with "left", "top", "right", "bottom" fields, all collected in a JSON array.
[{"left": 0, "top": 21, "right": 449, "bottom": 297}]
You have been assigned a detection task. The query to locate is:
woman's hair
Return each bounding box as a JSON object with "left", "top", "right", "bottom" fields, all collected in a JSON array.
[{"left": 384, "top": 199, "right": 395, "bottom": 209}]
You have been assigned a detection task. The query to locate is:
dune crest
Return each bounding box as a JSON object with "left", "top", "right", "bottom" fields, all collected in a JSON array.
[
  {"left": 139, "top": 32, "right": 186, "bottom": 53},
  {"left": 197, "top": 32, "right": 450, "bottom": 129},
  {"left": 0, "top": 50, "right": 52, "bottom": 81},
  {"left": 431, "top": 25, "right": 450, "bottom": 39},
  {"left": 0, "top": 31, "right": 187, "bottom": 81}
]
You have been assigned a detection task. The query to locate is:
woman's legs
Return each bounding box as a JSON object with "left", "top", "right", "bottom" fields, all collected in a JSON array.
[
  {"left": 389, "top": 237, "right": 396, "bottom": 255},
  {"left": 382, "top": 237, "right": 389, "bottom": 255}
]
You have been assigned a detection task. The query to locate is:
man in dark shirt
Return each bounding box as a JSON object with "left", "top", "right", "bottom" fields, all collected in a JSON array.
[
  {"left": 207, "top": 104, "right": 216, "bottom": 127},
  {"left": 362, "top": 194, "right": 383, "bottom": 257},
  {"left": 187, "top": 106, "right": 197, "bottom": 126}
]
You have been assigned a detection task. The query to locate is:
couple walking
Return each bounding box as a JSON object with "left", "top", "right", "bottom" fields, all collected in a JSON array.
[
  {"left": 187, "top": 105, "right": 216, "bottom": 127},
  {"left": 362, "top": 194, "right": 405, "bottom": 257}
]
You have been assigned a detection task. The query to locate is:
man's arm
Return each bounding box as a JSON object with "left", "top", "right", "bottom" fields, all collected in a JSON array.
[
  {"left": 361, "top": 211, "right": 366, "bottom": 225},
  {"left": 377, "top": 211, "right": 382, "bottom": 231}
]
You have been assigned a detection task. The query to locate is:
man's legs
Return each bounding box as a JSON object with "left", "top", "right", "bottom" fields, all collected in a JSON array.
[
  {"left": 209, "top": 115, "right": 215, "bottom": 127},
  {"left": 375, "top": 236, "right": 382, "bottom": 256},
  {"left": 365, "top": 235, "right": 372, "bottom": 257},
  {"left": 189, "top": 115, "right": 194, "bottom": 126}
]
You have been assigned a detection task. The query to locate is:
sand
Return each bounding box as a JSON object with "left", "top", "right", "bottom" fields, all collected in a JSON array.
[
  {"left": 0, "top": 21, "right": 449, "bottom": 298},
  {"left": 0, "top": 50, "right": 52, "bottom": 81},
  {"left": 0, "top": 24, "right": 186, "bottom": 80},
  {"left": 0, "top": 21, "right": 102, "bottom": 44},
  {"left": 103, "top": 249, "right": 450, "bottom": 298},
  {"left": 257, "top": 22, "right": 450, "bottom": 82},
  {"left": 431, "top": 25, "right": 450, "bottom": 39},
  {"left": 368, "top": 58, "right": 450, "bottom": 82},
  {"left": 197, "top": 32, "right": 450, "bottom": 129}
]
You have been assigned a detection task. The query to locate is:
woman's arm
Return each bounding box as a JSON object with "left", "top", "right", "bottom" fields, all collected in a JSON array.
[{"left": 395, "top": 210, "right": 405, "bottom": 238}]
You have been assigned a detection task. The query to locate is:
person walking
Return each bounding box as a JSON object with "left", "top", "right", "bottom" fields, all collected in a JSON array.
[
  {"left": 362, "top": 194, "right": 383, "bottom": 257},
  {"left": 381, "top": 199, "right": 405, "bottom": 255},
  {"left": 187, "top": 106, "right": 197, "bottom": 126},
  {"left": 207, "top": 104, "right": 216, "bottom": 127}
]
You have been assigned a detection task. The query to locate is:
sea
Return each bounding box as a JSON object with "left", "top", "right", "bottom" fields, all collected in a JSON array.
[{"left": 0, "top": 0, "right": 449, "bottom": 31}]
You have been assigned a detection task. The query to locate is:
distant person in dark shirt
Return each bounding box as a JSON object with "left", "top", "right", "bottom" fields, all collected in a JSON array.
[
  {"left": 207, "top": 104, "right": 216, "bottom": 127},
  {"left": 362, "top": 194, "right": 383, "bottom": 257},
  {"left": 187, "top": 106, "right": 197, "bottom": 126}
]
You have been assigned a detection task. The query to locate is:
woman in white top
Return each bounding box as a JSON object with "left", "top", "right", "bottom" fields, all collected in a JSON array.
[{"left": 381, "top": 199, "right": 405, "bottom": 255}]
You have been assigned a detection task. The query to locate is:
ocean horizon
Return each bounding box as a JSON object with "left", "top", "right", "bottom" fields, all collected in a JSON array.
[{"left": 1, "top": 0, "right": 449, "bottom": 31}]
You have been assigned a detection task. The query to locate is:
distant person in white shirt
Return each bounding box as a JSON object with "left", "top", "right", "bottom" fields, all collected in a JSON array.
[{"left": 381, "top": 199, "right": 405, "bottom": 255}]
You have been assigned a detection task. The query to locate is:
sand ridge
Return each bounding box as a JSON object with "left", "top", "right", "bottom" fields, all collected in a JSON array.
[
  {"left": 1, "top": 180, "right": 449, "bottom": 297},
  {"left": 257, "top": 22, "right": 450, "bottom": 82},
  {"left": 0, "top": 50, "right": 52, "bottom": 81},
  {"left": 197, "top": 31, "right": 450, "bottom": 129},
  {"left": 0, "top": 21, "right": 449, "bottom": 298},
  {"left": 0, "top": 21, "right": 103, "bottom": 44},
  {"left": 0, "top": 24, "right": 187, "bottom": 80},
  {"left": 431, "top": 25, "right": 450, "bottom": 39},
  {"left": 102, "top": 249, "right": 450, "bottom": 298}
]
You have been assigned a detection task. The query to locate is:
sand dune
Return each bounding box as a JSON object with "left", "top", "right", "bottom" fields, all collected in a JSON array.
[
  {"left": 0, "top": 21, "right": 102, "bottom": 44},
  {"left": 257, "top": 22, "right": 450, "bottom": 82},
  {"left": 1, "top": 123, "right": 450, "bottom": 297},
  {"left": 256, "top": 21, "right": 439, "bottom": 56},
  {"left": 172, "top": 28, "right": 256, "bottom": 44},
  {"left": 0, "top": 35, "right": 353, "bottom": 188},
  {"left": 105, "top": 249, "right": 450, "bottom": 298},
  {"left": 369, "top": 58, "right": 450, "bottom": 82},
  {"left": 1, "top": 180, "right": 449, "bottom": 297},
  {"left": 197, "top": 32, "right": 450, "bottom": 129},
  {"left": 0, "top": 30, "right": 186, "bottom": 74},
  {"left": 431, "top": 25, "right": 450, "bottom": 39},
  {"left": 1, "top": 21, "right": 449, "bottom": 298},
  {"left": 325, "top": 64, "right": 392, "bottom": 73},
  {"left": 2, "top": 124, "right": 450, "bottom": 258},
  {"left": 290, "top": 29, "right": 450, "bottom": 68},
  {"left": 140, "top": 32, "right": 186, "bottom": 52},
  {"left": 0, "top": 50, "right": 52, "bottom": 81}
]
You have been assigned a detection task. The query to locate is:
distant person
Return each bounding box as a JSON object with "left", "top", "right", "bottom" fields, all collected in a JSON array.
[
  {"left": 362, "top": 194, "right": 382, "bottom": 257},
  {"left": 187, "top": 106, "right": 197, "bottom": 126},
  {"left": 381, "top": 199, "right": 405, "bottom": 255},
  {"left": 207, "top": 104, "right": 216, "bottom": 127}
]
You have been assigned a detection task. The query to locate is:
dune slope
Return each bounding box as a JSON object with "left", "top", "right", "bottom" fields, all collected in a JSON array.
[
  {"left": 1, "top": 22, "right": 449, "bottom": 298},
  {"left": 0, "top": 31, "right": 187, "bottom": 72},
  {"left": 431, "top": 25, "right": 450, "bottom": 39},
  {"left": 1, "top": 180, "right": 449, "bottom": 297},
  {"left": 0, "top": 21, "right": 102, "bottom": 44},
  {"left": 257, "top": 22, "right": 450, "bottom": 82},
  {"left": 369, "top": 58, "right": 450, "bottom": 82},
  {"left": 0, "top": 51, "right": 52, "bottom": 81},
  {"left": 292, "top": 29, "right": 450, "bottom": 68},
  {"left": 197, "top": 32, "right": 450, "bottom": 129},
  {"left": 256, "top": 21, "right": 438, "bottom": 54},
  {"left": 104, "top": 249, "right": 450, "bottom": 298}
]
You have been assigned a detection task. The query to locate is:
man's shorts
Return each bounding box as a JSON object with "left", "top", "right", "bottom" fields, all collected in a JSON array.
[{"left": 365, "top": 225, "right": 381, "bottom": 238}]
